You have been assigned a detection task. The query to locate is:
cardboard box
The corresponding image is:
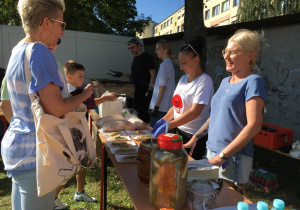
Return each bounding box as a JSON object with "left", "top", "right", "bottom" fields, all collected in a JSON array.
[{"left": 254, "top": 123, "right": 293, "bottom": 149}]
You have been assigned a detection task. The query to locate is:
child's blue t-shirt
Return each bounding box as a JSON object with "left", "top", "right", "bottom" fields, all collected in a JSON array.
[{"left": 206, "top": 74, "right": 267, "bottom": 157}]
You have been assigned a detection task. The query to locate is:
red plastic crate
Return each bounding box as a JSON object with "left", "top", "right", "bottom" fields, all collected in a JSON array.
[{"left": 254, "top": 122, "right": 294, "bottom": 149}]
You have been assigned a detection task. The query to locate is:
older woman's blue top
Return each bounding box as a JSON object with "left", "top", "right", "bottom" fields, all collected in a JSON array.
[
  {"left": 206, "top": 74, "right": 267, "bottom": 157},
  {"left": 1, "top": 42, "right": 66, "bottom": 177}
]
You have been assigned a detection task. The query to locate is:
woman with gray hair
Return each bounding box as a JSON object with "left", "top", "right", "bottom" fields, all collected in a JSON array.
[
  {"left": 1, "top": 0, "right": 93, "bottom": 209},
  {"left": 185, "top": 29, "right": 267, "bottom": 193}
]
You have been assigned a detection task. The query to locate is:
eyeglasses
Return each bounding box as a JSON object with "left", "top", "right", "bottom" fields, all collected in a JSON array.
[
  {"left": 183, "top": 44, "right": 199, "bottom": 57},
  {"left": 128, "top": 45, "right": 136, "bottom": 50},
  {"left": 49, "top": 18, "right": 66, "bottom": 31},
  {"left": 57, "top": 38, "right": 61, "bottom": 45},
  {"left": 222, "top": 49, "right": 244, "bottom": 58}
]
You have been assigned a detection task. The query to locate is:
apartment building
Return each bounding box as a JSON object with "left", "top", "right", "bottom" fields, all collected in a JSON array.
[
  {"left": 151, "top": 0, "right": 240, "bottom": 37},
  {"left": 154, "top": 6, "right": 185, "bottom": 37},
  {"left": 204, "top": 0, "right": 240, "bottom": 27},
  {"left": 137, "top": 21, "right": 158, "bottom": 39}
]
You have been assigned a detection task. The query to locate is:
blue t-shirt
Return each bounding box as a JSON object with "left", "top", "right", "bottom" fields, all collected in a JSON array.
[
  {"left": 1, "top": 42, "right": 66, "bottom": 177},
  {"left": 206, "top": 74, "right": 267, "bottom": 157}
]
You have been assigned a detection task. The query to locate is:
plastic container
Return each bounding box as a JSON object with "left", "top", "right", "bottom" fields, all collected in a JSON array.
[
  {"left": 257, "top": 201, "right": 268, "bottom": 210},
  {"left": 254, "top": 123, "right": 293, "bottom": 149},
  {"left": 188, "top": 182, "right": 216, "bottom": 210},
  {"left": 271, "top": 199, "right": 285, "bottom": 210},
  {"left": 237, "top": 202, "right": 249, "bottom": 210},
  {"left": 149, "top": 133, "right": 188, "bottom": 210}
]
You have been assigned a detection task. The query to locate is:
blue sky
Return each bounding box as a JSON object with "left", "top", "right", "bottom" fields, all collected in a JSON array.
[{"left": 136, "top": 0, "right": 185, "bottom": 23}]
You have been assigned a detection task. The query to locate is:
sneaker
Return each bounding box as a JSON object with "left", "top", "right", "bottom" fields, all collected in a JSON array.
[
  {"left": 74, "top": 191, "right": 96, "bottom": 202},
  {"left": 53, "top": 198, "right": 68, "bottom": 210}
]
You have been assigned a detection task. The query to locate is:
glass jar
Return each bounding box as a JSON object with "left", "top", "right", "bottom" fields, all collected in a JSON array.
[
  {"left": 188, "top": 182, "right": 216, "bottom": 210},
  {"left": 149, "top": 133, "right": 188, "bottom": 210}
]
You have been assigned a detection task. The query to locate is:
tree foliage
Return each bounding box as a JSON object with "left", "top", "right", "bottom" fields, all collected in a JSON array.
[
  {"left": 0, "top": 0, "right": 151, "bottom": 37},
  {"left": 237, "top": 0, "right": 300, "bottom": 22}
]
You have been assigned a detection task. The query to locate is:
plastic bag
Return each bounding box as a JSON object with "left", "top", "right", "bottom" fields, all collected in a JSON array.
[{"left": 98, "top": 91, "right": 126, "bottom": 118}]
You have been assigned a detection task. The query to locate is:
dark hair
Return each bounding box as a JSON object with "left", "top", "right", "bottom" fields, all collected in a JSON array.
[
  {"left": 64, "top": 60, "right": 85, "bottom": 75},
  {"left": 180, "top": 36, "right": 204, "bottom": 58}
]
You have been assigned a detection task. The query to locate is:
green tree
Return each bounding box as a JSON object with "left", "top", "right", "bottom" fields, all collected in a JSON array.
[
  {"left": 237, "top": 0, "right": 300, "bottom": 22},
  {"left": 0, "top": 0, "right": 151, "bottom": 37}
]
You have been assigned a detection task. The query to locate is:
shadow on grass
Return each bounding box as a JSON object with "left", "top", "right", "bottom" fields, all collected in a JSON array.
[
  {"left": 0, "top": 157, "right": 12, "bottom": 197},
  {"left": 107, "top": 204, "right": 134, "bottom": 210}
]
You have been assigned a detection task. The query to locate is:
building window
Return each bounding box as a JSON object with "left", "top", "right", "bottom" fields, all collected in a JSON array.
[
  {"left": 182, "top": 13, "right": 184, "bottom": 18},
  {"left": 161, "top": 25, "right": 163, "bottom": 30},
  {"left": 175, "top": 22, "right": 177, "bottom": 26},
  {"left": 233, "top": 0, "right": 240, "bottom": 7},
  {"left": 177, "top": 26, "right": 180, "bottom": 32},
  {"left": 167, "top": 20, "right": 170, "bottom": 26},
  {"left": 170, "top": 30, "right": 172, "bottom": 34},
  {"left": 206, "top": 0, "right": 210, "bottom": 2},
  {"left": 205, "top": 10, "right": 210, "bottom": 20},
  {"left": 212, "top": 5, "right": 220, "bottom": 17},
  {"left": 164, "top": 22, "right": 166, "bottom": 28},
  {"left": 171, "top": 17, "right": 173, "bottom": 24},
  {"left": 222, "top": 0, "right": 230, "bottom": 12},
  {"left": 178, "top": 15, "right": 181, "bottom": 20}
]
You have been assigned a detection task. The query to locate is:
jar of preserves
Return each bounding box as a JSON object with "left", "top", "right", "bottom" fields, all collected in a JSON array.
[{"left": 149, "top": 133, "right": 188, "bottom": 210}]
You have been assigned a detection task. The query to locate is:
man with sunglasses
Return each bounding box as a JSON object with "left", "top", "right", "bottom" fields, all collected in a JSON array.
[{"left": 108, "top": 38, "right": 156, "bottom": 123}]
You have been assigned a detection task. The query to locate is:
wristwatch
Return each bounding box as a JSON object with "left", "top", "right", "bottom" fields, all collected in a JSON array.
[{"left": 219, "top": 151, "right": 228, "bottom": 160}]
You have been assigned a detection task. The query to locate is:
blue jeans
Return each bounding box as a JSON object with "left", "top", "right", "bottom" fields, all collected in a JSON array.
[
  {"left": 12, "top": 171, "right": 55, "bottom": 210},
  {"left": 206, "top": 148, "right": 253, "bottom": 184}
]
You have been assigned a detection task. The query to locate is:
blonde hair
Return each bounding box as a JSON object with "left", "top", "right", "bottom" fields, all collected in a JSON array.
[
  {"left": 17, "top": 0, "right": 65, "bottom": 33},
  {"left": 228, "top": 29, "right": 266, "bottom": 70},
  {"left": 157, "top": 40, "right": 175, "bottom": 59}
]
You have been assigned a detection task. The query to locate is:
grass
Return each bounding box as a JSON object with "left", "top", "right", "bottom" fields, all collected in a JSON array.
[
  {"left": 0, "top": 157, "right": 134, "bottom": 210},
  {"left": 0, "top": 146, "right": 299, "bottom": 209}
]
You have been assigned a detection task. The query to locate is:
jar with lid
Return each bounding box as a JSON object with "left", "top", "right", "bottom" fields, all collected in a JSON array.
[
  {"left": 188, "top": 181, "right": 216, "bottom": 210},
  {"left": 149, "top": 133, "right": 188, "bottom": 210}
]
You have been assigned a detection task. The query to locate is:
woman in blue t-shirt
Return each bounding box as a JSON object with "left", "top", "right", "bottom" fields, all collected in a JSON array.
[
  {"left": 1, "top": 1, "right": 93, "bottom": 209},
  {"left": 186, "top": 29, "right": 267, "bottom": 194}
]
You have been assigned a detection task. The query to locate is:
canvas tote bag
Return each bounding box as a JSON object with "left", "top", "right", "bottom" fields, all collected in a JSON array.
[{"left": 24, "top": 43, "right": 96, "bottom": 197}]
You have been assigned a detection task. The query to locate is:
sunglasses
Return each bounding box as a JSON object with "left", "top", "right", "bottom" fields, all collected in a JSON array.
[
  {"left": 49, "top": 18, "right": 66, "bottom": 31},
  {"left": 57, "top": 38, "right": 61, "bottom": 45},
  {"left": 183, "top": 44, "right": 199, "bottom": 57}
]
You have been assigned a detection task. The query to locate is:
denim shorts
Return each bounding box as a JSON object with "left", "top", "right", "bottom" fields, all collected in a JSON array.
[{"left": 206, "top": 148, "right": 253, "bottom": 184}]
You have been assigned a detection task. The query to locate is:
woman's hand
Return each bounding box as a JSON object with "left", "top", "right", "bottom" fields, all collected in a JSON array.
[
  {"left": 208, "top": 155, "right": 226, "bottom": 168},
  {"left": 183, "top": 135, "right": 198, "bottom": 156}
]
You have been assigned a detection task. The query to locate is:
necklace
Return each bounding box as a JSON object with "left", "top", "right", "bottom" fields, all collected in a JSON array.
[{"left": 226, "top": 77, "right": 243, "bottom": 92}]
